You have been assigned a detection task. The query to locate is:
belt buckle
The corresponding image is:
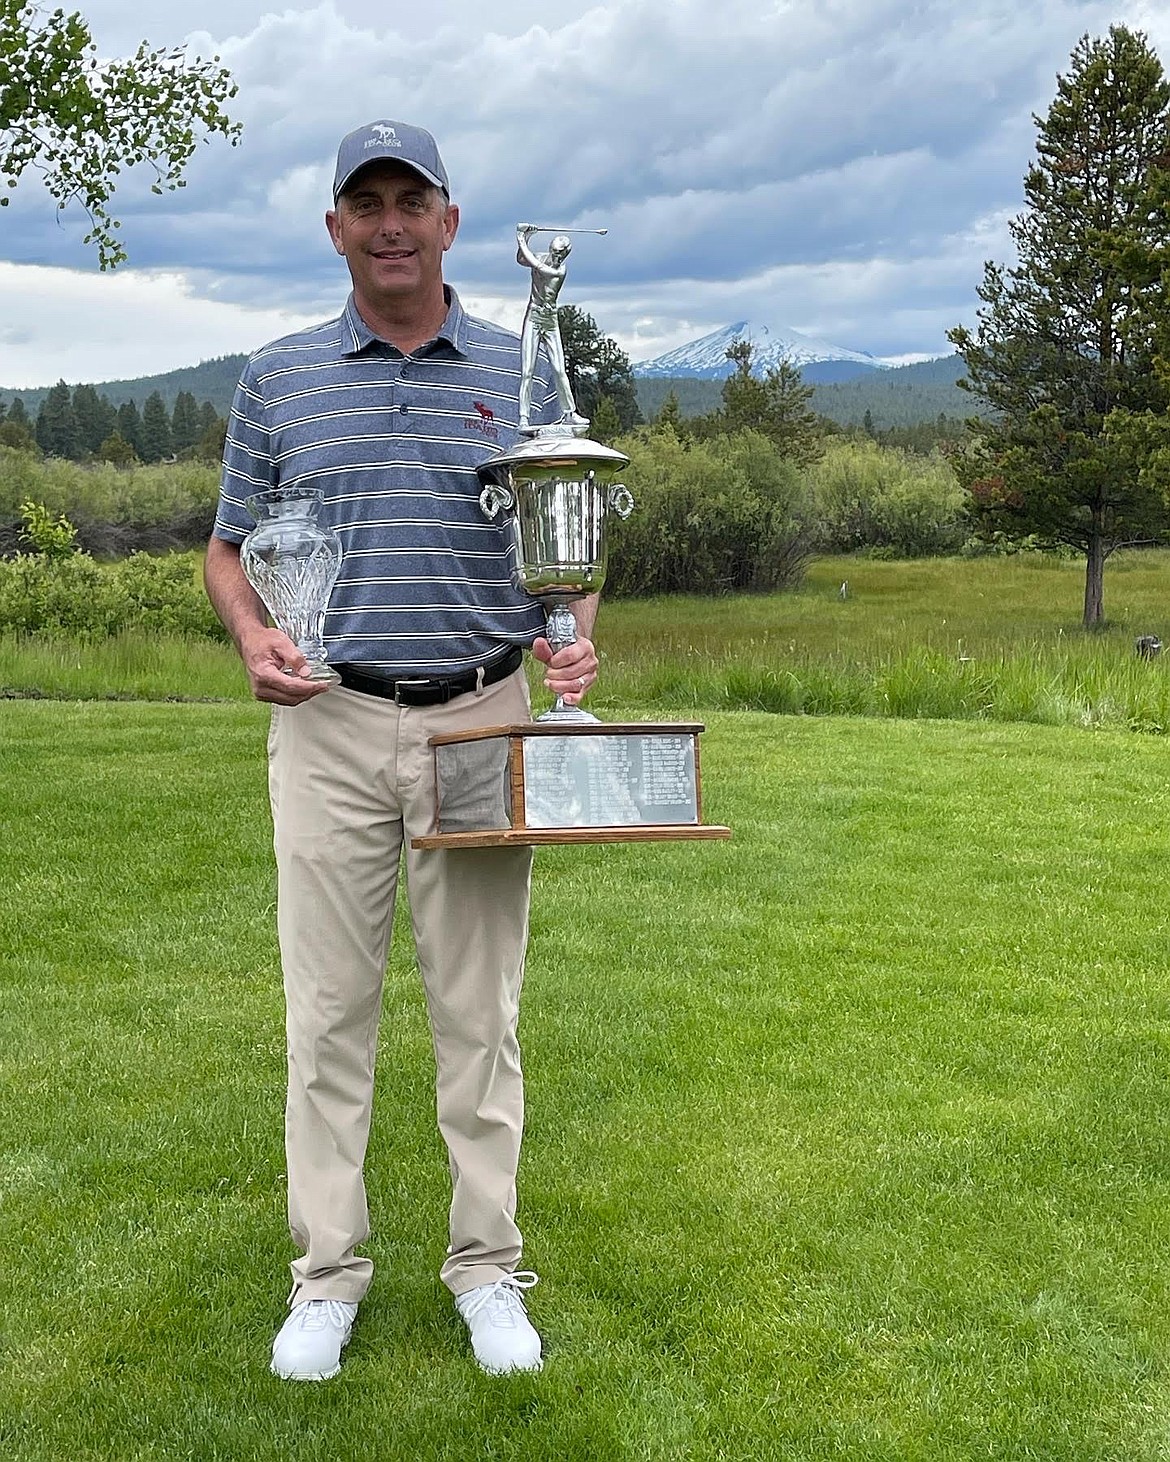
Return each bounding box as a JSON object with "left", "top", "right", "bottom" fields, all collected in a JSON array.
[{"left": 393, "top": 678, "right": 432, "bottom": 706}]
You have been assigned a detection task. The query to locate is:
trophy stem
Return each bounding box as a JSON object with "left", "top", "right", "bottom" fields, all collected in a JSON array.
[
  {"left": 296, "top": 628, "right": 341, "bottom": 683},
  {"left": 537, "top": 601, "right": 598, "bottom": 724}
]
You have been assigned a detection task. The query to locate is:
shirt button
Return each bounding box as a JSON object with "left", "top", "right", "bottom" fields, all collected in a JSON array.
[{"left": 399, "top": 404, "right": 409, "bottom": 415}]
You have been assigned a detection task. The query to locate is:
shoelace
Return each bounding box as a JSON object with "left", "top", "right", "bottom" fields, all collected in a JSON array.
[
  {"left": 459, "top": 1270, "right": 539, "bottom": 1325},
  {"left": 291, "top": 1299, "right": 355, "bottom": 1333}
]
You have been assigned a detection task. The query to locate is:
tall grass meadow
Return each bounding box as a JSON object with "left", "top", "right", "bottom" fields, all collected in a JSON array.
[
  {"left": 4, "top": 551, "right": 1170, "bottom": 731},
  {"left": 593, "top": 553, "right": 1170, "bottom": 732}
]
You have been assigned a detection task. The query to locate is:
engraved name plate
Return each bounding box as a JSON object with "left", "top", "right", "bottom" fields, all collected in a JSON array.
[
  {"left": 522, "top": 732, "right": 698, "bottom": 828},
  {"left": 421, "top": 722, "right": 728, "bottom": 848}
]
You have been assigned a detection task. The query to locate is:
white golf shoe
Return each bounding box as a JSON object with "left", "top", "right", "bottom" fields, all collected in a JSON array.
[
  {"left": 270, "top": 1299, "right": 358, "bottom": 1381},
  {"left": 455, "top": 1271, "right": 543, "bottom": 1375}
]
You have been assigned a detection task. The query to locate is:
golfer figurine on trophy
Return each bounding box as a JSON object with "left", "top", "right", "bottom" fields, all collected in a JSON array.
[
  {"left": 515, "top": 224, "right": 594, "bottom": 436},
  {"left": 412, "top": 224, "right": 729, "bottom": 849}
]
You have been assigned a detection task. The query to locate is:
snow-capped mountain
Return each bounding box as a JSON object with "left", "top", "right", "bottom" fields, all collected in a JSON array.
[{"left": 632, "top": 321, "right": 889, "bottom": 384}]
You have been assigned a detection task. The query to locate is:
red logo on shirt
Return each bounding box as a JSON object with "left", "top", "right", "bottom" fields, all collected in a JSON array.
[{"left": 464, "top": 400, "right": 500, "bottom": 440}]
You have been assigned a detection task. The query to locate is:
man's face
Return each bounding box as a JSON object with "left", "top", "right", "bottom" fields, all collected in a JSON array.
[{"left": 326, "top": 161, "right": 459, "bottom": 312}]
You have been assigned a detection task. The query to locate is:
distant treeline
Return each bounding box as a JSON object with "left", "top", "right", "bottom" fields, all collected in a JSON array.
[
  {"left": 3, "top": 351, "right": 987, "bottom": 440},
  {"left": 0, "top": 382, "right": 227, "bottom": 465},
  {"left": 634, "top": 354, "right": 988, "bottom": 432},
  {"left": 0, "top": 353, "right": 248, "bottom": 421}
]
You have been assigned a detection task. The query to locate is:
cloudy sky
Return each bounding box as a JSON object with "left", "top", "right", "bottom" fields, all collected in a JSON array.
[{"left": 2, "top": 0, "right": 1168, "bottom": 390}]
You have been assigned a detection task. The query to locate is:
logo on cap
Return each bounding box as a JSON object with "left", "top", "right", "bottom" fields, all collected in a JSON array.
[{"left": 366, "top": 124, "right": 402, "bottom": 150}]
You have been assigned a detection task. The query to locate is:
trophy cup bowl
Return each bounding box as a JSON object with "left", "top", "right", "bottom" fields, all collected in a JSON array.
[
  {"left": 240, "top": 486, "right": 343, "bottom": 684},
  {"left": 478, "top": 433, "right": 632, "bottom": 722}
]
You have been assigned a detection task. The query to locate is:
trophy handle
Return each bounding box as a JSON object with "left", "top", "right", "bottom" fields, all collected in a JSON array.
[
  {"left": 479, "top": 482, "right": 516, "bottom": 520},
  {"left": 608, "top": 484, "right": 634, "bottom": 519}
]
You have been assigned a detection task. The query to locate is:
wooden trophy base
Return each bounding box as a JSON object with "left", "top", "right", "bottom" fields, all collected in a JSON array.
[{"left": 411, "top": 721, "right": 731, "bottom": 850}]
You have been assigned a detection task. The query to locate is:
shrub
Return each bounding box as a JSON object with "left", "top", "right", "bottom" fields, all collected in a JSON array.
[
  {"left": 18, "top": 500, "right": 79, "bottom": 558},
  {"left": 0, "top": 553, "right": 131, "bottom": 636},
  {"left": 113, "top": 552, "right": 223, "bottom": 638},
  {"left": 0, "top": 549, "right": 225, "bottom": 640},
  {"left": 0, "top": 446, "right": 219, "bottom": 556},
  {"left": 806, "top": 439, "right": 966, "bottom": 556},
  {"left": 606, "top": 427, "right": 813, "bottom": 596}
]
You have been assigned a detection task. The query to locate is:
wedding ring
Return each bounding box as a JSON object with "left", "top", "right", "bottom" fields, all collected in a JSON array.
[{"left": 577, "top": 676, "right": 586, "bottom": 689}]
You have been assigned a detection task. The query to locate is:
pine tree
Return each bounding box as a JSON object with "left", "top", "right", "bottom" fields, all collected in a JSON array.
[
  {"left": 71, "top": 383, "right": 112, "bottom": 457},
  {"left": 195, "top": 412, "right": 228, "bottom": 461},
  {"left": 171, "top": 390, "right": 200, "bottom": 453},
  {"left": 559, "top": 305, "right": 643, "bottom": 430},
  {"left": 97, "top": 431, "right": 138, "bottom": 466},
  {"left": 949, "top": 25, "right": 1170, "bottom": 626},
  {"left": 97, "top": 394, "right": 117, "bottom": 447},
  {"left": 139, "top": 391, "right": 173, "bottom": 462},
  {"left": 590, "top": 394, "right": 622, "bottom": 444},
  {"left": 0, "top": 421, "right": 34, "bottom": 450},
  {"left": 702, "top": 339, "right": 824, "bottom": 465},
  {"left": 656, "top": 392, "right": 683, "bottom": 434},
  {"left": 718, "top": 339, "right": 771, "bottom": 433},
  {"left": 35, "top": 381, "right": 78, "bottom": 458},
  {"left": 0, "top": 396, "right": 36, "bottom": 451},
  {"left": 117, "top": 400, "right": 142, "bottom": 456}
]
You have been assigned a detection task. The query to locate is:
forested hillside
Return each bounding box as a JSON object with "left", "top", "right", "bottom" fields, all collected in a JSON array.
[
  {"left": 4, "top": 350, "right": 984, "bottom": 430},
  {"left": 635, "top": 354, "right": 986, "bottom": 429},
  {"left": 814, "top": 354, "right": 982, "bottom": 426},
  {"left": 0, "top": 355, "right": 247, "bottom": 418}
]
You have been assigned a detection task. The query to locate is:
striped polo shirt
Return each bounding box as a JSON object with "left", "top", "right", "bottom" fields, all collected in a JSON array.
[{"left": 213, "top": 288, "right": 558, "bottom": 675}]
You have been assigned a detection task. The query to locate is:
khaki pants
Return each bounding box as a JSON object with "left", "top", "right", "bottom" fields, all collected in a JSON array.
[{"left": 267, "top": 669, "right": 534, "bottom": 1304}]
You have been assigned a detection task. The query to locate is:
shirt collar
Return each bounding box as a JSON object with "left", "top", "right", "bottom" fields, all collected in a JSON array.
[{"left": 339, "top": 287, "right": 468, "bottom": 358}]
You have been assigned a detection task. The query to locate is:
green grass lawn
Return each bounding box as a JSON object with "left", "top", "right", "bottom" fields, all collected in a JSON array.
[{"left": 4, "top": 699, "right": 1170, "bottom": 1459}]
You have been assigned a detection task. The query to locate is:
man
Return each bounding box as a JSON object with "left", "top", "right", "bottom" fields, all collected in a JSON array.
[
  {"left": 204, "top": 120, "right": 599, "bottom": 1380},
  {"left": 516, "top": 225, "right": 587, "bottom": 432}
]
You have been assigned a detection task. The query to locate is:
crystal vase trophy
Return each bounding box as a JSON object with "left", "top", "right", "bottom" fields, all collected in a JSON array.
[
  {"left": 240, "top": 487, "right": 342, "bottom": 684},
  {"left": 412, "top": 226, "right": 729, "bottom": 850}
]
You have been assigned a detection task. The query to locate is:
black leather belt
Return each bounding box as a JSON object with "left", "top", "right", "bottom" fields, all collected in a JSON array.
[{"left": 335, "top": 646, "right": 523, "bottom": 706}]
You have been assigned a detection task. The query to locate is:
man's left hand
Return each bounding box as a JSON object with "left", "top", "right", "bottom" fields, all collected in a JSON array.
[{"left": 531, "top": 634, "right": 598, "bottom": 707}]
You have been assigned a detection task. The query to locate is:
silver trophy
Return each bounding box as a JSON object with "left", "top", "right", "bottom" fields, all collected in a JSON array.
[
  {"left": 240, "top": 486, "right": 343, "bottom": 684},
  {"left": 414, "top": 224, "right": 729, "bottom": 848},
  {"left": 478, "top": 224, "right": 633, "bottom": 723}
]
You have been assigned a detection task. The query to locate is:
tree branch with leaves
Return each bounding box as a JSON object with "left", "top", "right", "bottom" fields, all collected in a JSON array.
[{"left": 1, "top": 1, "right": 241, "bottom": 267}]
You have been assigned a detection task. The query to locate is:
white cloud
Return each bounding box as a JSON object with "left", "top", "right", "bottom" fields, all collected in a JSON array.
[
  {"left": 0, "top": 264, "right": 319, "bottom": 391},
  {"left": 0, "top": 0, "right": 1165, "bottom": 386}
]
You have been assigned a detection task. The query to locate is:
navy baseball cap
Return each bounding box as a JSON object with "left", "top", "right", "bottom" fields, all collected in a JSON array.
[{"left": 332, "top": 121, "right": 449, "bottom": 200}]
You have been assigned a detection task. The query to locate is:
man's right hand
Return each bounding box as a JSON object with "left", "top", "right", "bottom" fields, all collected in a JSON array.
[{"left": 241, "top": 628, "right": 335, "bottom": 705}]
